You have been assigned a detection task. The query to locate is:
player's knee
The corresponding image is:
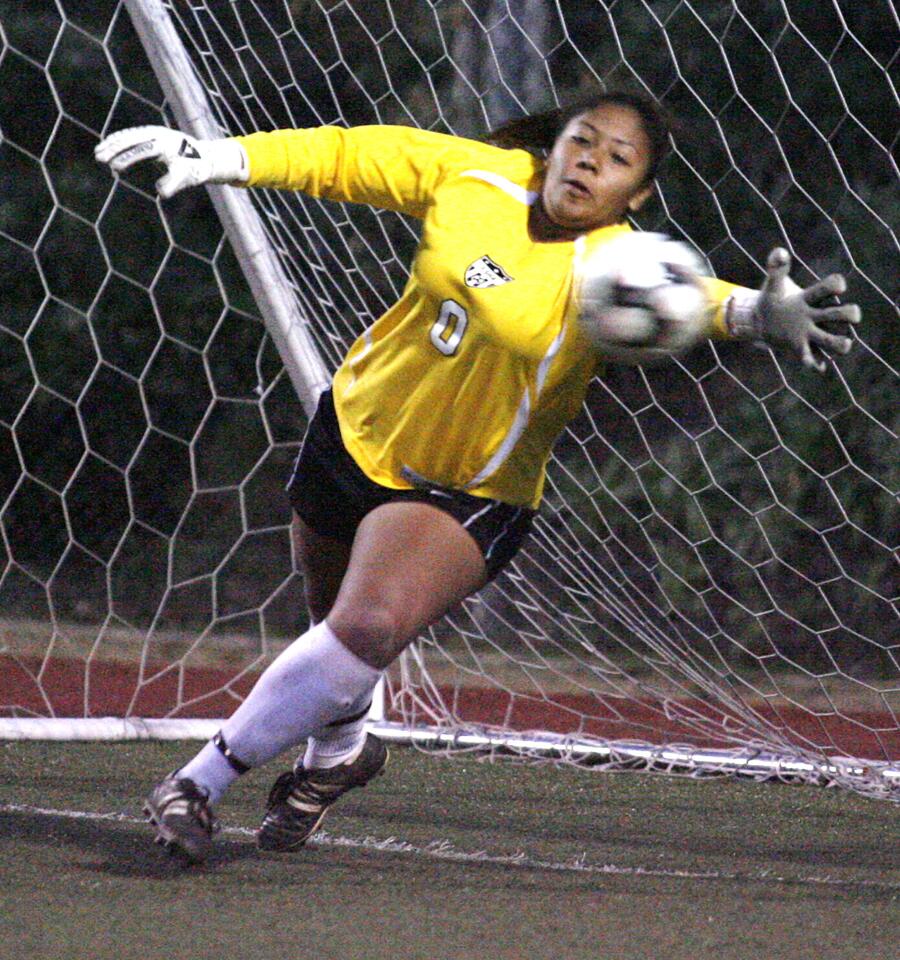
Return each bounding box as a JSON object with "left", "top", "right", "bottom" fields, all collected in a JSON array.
[{"left": 327, "top": 602, "right": 405, "bottom": 668}]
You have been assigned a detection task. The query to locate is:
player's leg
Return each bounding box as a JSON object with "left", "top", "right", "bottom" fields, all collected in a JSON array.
[
  {"left": 258, "top": 491, "right": 530, "bottom": 798},
  {"left": 277, "top": 512, "right": 366, "bottom": 778},
  {"left": 277, "top": 497, "right": 488, "bottom": 773},
  {"left": 327, "top": 499, "right": 487, "bottom": 667},
  {"left": 247, "top": 499, "right": 486, "bottom": 752},
  {"left": 146, "top": 621, "right": 372, "bottom": 862},
  {"left": 154, "top": 500, "right": 483, "bottom": 855},
  {"left": 291, "top": 511, "right": 351, "bottom": 626},
  {"left": 256, "top": 499, "right": 487, "bottom": 849},
  {"left": 266, "top": 496, "right": 487, "bottom": 786}
]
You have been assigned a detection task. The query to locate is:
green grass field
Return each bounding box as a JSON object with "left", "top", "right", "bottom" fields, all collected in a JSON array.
[{"left": 1, "top": 740, "right": 897, "bottom": 960}]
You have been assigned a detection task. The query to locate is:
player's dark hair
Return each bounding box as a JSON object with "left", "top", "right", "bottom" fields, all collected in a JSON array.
[{"left": 486, "top": 89, "right": 673, "bottom": 184}]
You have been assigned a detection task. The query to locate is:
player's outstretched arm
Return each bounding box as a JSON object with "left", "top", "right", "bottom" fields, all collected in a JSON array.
[
  {"left": 94, "top": 125, "right": 248, "bottom": 199},
  {"left": 725, "top": 247, "right": 861, "bottom": 372}
]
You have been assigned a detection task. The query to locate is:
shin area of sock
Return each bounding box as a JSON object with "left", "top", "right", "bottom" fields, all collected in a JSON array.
[{"left": 216, "top": 620, "right": 382, "bottom": 770}]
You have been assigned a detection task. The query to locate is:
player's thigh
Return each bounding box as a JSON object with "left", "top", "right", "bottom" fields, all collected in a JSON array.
[
  {"left": 328, "top": 500, "right": 487, "bottom": 668},
  {"left": 291, "top": 512, "right": 352, "bottom": 625}
]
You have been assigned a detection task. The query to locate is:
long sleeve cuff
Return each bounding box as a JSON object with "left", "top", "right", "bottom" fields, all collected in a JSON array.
[{"left": 723, "top": 287, "right": 761, "bottom": 340}]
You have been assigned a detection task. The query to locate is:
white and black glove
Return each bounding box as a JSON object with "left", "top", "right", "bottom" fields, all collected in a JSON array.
[
  {"left": 725, "top": 248, "right": 861, "bottom": 372},
  {"left": 94, "top": 125, "right": 249, "bottom": 199}
]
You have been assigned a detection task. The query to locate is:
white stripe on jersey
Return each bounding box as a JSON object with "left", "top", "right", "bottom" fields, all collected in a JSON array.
[
  {"left": 465, "top": 389, "right": 531, "bottom": 490},
  {"left": 459, "top": 169, "right": 539, "bottom": 206},
  {"left": 465, "top": 323, "right": 569, "bottom": 490},
  {"left": 345, "top": 324, "right": 375, "bottom": 389}
]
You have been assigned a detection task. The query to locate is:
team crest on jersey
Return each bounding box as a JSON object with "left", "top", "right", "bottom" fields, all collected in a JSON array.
[{"left": 465, "top": 255, "right": 514, "bottom": 288}]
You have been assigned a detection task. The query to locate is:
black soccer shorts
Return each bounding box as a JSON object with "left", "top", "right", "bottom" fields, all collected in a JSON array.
[{"left": 286, "top": 388, "right": 534, "bottom": 581}]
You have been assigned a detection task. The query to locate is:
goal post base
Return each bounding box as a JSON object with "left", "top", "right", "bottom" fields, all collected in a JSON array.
[
  {"left": 2, "top": 717, "right": 895, "bottom": 795},
  {"left": 371, "top": 722, "right": 900, "bottom": 794}
]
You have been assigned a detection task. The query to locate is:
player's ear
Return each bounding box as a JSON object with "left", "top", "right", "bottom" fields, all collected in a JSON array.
[{"left": 627, "top": 184, "right": 654, "bottom": 212}]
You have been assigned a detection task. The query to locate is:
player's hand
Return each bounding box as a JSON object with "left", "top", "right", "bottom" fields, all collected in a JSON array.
[
  {"left": 94, "top": 125, "right": 248, "bottom": 199},
  {"left": 752, "top": 247, "right": 861, "bottom": 372}
]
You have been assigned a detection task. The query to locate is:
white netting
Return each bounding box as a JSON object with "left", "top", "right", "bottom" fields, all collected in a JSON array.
[{"left": 0, "top": 1, "right": 897, "bottom": 797}]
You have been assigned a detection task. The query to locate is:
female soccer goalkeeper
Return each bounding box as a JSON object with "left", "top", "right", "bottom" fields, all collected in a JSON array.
[{"left": 95, "top": 90, "right": 860, "bottom": 864}]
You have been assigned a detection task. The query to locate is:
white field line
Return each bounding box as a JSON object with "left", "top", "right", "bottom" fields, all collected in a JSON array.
[{"left": 1, "top": 801, "right": 897, "bottom": 893}]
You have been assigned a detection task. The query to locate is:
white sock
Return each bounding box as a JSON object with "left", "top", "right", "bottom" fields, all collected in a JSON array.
[
  {"left": 176, "top": 738, "right": 239, "bottom": 807},
  {"left": 176, "top": 621, "right": 381, "bottom": 805},
  {"left": 302, "top": 709, "right": 370, "bottom": 770}
]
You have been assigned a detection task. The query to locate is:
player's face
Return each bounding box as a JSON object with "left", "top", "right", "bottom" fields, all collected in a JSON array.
[{"left": 541, "top": 104, "right": 654, "bottom": 233}]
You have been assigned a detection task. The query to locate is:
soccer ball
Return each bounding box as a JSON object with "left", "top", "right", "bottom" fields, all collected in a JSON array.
[{"left": 575, "top": 231, "right": 708, "bottom": 364}]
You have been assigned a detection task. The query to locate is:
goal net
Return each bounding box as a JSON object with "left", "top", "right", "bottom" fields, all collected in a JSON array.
[{"left": 1, "top": 0, "right": 897, "bottom": 798}]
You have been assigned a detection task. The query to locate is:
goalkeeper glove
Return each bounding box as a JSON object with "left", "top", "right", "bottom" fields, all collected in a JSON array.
[
  {"left": 94, "top": 125, "right": 249, "bottom": 199},
  {"left": 725, "top": 247, "right": 861, "bottom": 372}
]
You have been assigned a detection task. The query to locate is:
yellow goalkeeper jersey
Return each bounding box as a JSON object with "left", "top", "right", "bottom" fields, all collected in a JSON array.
[{"left": 237, "top": 125, "right": 740, "bottom": 509}]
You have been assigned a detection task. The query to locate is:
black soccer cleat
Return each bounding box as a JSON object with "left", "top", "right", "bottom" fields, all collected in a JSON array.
[
  {"left": 257, "top": 732, "right": 388, "bottom": 852},
  {"left": 143, "top": 775, "right": 219, "bottom": 865}
]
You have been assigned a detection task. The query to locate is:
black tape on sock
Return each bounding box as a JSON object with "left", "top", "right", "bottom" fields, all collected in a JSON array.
[
  {"left": 212, "top": 731, "right": 251, "bottom": 775},
  {"left": 325, "top": 701, "right": 372, "bottom": 729}
]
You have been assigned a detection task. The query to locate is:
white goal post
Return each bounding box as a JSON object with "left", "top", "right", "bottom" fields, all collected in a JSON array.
[{"left": 0, "top": 0, "right": 897, "bottom": 799}]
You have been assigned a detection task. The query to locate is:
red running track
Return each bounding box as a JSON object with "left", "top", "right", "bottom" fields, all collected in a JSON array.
[{"left": 2, "top": 655, "right": 897, "bottom": 762}]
